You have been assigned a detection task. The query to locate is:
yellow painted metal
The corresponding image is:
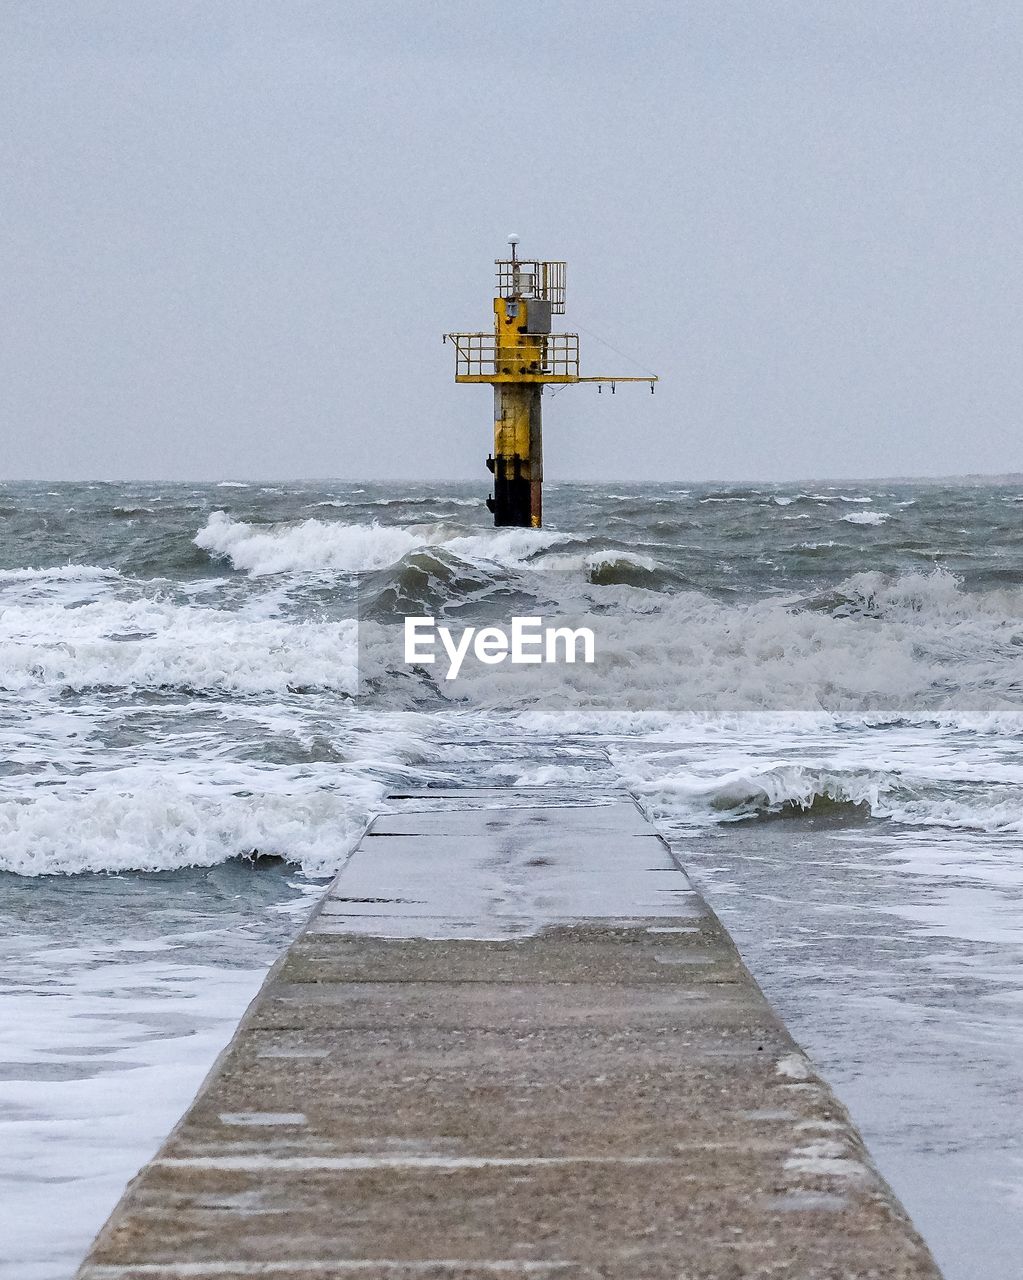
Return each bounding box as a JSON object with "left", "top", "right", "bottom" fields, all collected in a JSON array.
[
  {"left": 494, "top": 385, "right": 532, "bottom": 461},
  {"left": 495, "top": 297, "right": 545, "bottom": 378},
  {"left": 489, "top": 296, "right": 546, "bottom": 524}
]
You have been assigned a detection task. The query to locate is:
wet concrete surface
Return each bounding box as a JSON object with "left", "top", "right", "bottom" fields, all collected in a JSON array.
[{"left": 76, "top": 783, "right": 942, "bottom": 1279}]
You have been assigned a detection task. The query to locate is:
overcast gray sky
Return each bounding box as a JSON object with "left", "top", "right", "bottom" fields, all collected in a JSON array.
[{"left": 2, "top": 1, "right": 1023, "bottom": 482}]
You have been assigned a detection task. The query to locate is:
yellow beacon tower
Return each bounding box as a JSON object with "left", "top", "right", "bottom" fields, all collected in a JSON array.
[{"left": 444, "top": 237, "right": 658, "bottom": 528}]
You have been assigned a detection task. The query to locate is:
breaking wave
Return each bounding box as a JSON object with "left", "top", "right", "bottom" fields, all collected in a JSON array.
[
  {"left": 195, "top": 511, "right": 424, "bottom": 575},
  {"left": 194, "top": 512, "right": 570, "bottom": 577},
  {"left": 584, "top": 551, "right": 663, "bottom": 588},
  {"left": 800, "top": 567, "right": 1017, "bottom": 620},
  {"left": 627, "top": 761, "right": 886, "bottom": 822},
  {"left": 359, "top": 547, "right": 516, "bottom": 620},
  {"left": 0, "top": 596, "right": 359, "bottom": 695},
  {"left": 619, "top": 756, "right": 1023, "bottom": 834},
  {"left": 0, "top": 766, "right": 383, "bottom": 876}
]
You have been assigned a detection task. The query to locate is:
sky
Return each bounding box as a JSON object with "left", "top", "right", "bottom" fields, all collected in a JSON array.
[{"left": 2, "top": 0, "right": 1023, "bottom": 483}]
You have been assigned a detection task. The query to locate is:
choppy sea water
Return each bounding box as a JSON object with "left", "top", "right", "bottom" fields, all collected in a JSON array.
[{"left": 2, "top": 478, "right": 1023, "bottom": 1278}]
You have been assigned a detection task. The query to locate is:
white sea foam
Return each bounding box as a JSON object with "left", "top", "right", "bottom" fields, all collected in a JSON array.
[
  {"left": 0, "top": 565, "right": 120, "bottom": 584},
  {"left": 442, "top": 526, "right": 571, "bottom": 565},
  {"left": 194, "top": 512, "right": 569, "bottom": 577},
  {"left": 827, "top": 568, "right": 1003, "bottom": 618},
  {"left": 628, "top": 761, "right": 884, "bottom": 814},
  {"left": 0, "top": 596, "right": 359, "bottom": 695},
  {"left": 586, "top": 550, "right": 658, "bottom": 572},
  {"left": 0, "top": 763, "right": 382, "bottom": 875},
  {"left": 841, "top": 511, "right": 889, "bottom": 526},
  {"left": 605, "top": 722, "right": 1023, "bottom": 839},
  {"left": 368, "top": 495, "right": 480, "bottom": 508},
  {"left": 0, "top": 945, "right": 270, "bottom": 1277},
  {"left": 0, "top": 565, "right": 125, "bottom": 611},
  {"left": 431, "top": 570, "right": 1023, "bottom": 721},
  {"left": 195, "top": 511, "right": 422, "bottom": 575}
]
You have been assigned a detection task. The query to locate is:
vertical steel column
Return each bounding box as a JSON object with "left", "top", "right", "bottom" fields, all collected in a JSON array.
[
  {"left": 486, "top": 292, "right": 545, "bottom": 528},
  {"left": 488, "top": 383, "right": 542, "bottom": 527}
]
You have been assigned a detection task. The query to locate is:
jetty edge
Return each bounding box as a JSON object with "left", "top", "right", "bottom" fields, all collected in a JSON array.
[{"left": 76, "top": 769, "right": 943, "bottom": 1279}]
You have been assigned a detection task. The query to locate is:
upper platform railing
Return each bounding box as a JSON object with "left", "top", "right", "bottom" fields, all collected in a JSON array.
[
  {"left": 494, "top": 259, "right": 566, "bottom": 313},
  {"left": 443, "top": 332, "right": 580, "bottom": 383}
]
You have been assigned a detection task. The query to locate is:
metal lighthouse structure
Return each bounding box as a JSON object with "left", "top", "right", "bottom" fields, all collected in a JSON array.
[{"left": 444, "top": 237, "right": 658, "bottom": 528}]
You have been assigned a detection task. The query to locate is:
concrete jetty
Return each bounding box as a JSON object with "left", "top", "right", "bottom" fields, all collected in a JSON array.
[{"left": 77, "top": 774, "right": 942, "bottom": 1279}]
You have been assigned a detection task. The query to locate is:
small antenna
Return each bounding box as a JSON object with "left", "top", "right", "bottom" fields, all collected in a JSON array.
[{"left": 507, "top": 233, "right": 519, "bottom": 265}]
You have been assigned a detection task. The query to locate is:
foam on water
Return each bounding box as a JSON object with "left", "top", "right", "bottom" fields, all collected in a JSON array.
[
  {"left": 425, "top": 569, "right": 1023, "bottom": 720},
  {"left": 616, "top": 749, "right": 1023, "bottom": 833},
  {"left": 0, "top": 565, "right": 120, "bottom": 583},
  {"left": 0, "top": 863, "right": 319, "bottom": 1280},
  {"left": 194, "top": 512, "right": 570, "bottom": 577},
  {"left": 0, "top": 763, "right": 381, "bottom": 876},
  {"left": 195, "top": 511, "right": 424, "bottom": 575},
  {"left": 842, "top": 510, "right": 890, "bottom": 525},
  {"left": 0, "top": 595, "right": 359, "bottom": 695}
]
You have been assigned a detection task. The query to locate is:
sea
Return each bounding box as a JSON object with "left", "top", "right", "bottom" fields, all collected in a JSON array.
[{"left": 2, "top": 477, "right": 1022, "bottom": 1279}]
